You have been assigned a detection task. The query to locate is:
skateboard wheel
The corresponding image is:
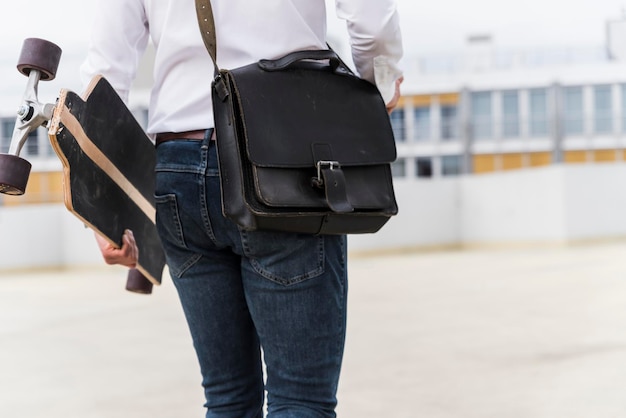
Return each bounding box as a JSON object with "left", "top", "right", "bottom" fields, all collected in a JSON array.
[
  {"left": 17, "top": 38, "right": 62, "bottom": 81},
  {"left": 0, "top": 154, "right": 32, "bottom": 195},
  {"left": 126, "top": 269, "right": 154, "bottom": 294}
]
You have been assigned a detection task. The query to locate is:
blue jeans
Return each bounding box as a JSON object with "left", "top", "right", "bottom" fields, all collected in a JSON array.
[{"left": 154, "top": 133, "right": 348, "bottom": 418}]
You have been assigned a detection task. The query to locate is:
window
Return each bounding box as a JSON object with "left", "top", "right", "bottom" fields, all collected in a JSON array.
[
  {"left": 1, "top": 118, "right": 15, "bottom": 153},
  {"left": 25, "top": 129, "right": 40, "bottom": 156},
  {"left": 622, "top": 84, "right": 626, "bottom": 133},
  {"left": 413, "top": 107, "right": 431, "bottom": 141},
  {"left": 594, "top": 85, "right": 612, "bottom": 134},
  {"left": 441, "top": 105, "right": 459, "bottom": 140},
  {"left": 563, "top": 86, "right": 583, "bottom": 136},
  {"left": 471, "top": 92, "right": 492, "bottom": 139},
  {"left": 416, "top": 157, "right": 433, "bottom": 178},
  {"left": 0, "top": 118, "right": 40, "bottom": 156},
  {"left": 441, "top": 155, "right": 463, "bottom": 176},
  {"left": 529, "top": 88, "right": 548, "bottom": 137},
  {"left": 501, "top": 90, "right": 519, "bottom": 138},
  {"left": 391, "top": 158, "right": 406, "bottom": 178},
  {"left": 389, "top": 109, "right": 405, "bottom": 142}
]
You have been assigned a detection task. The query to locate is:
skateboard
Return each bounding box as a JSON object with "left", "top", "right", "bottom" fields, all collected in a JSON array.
[
  {"left": 0, "top": 38, "right": 165, "bottom": 294},
  {"left": 48, "top": 75, "right": 166, "bottom": 292}
]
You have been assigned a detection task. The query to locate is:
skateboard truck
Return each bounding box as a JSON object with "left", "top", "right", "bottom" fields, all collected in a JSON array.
[{"left": 0, "top": 38, "right": 61, "bottom": 195}]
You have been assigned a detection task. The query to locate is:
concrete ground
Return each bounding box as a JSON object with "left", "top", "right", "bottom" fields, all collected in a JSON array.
[{"left": 2, "top": 241, "right": 626, "bottom": 417}]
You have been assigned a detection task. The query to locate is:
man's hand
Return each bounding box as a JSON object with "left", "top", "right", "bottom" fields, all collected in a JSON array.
[
  {"left": 95, "top": 229, "right": 138, "bottom": 268},
  {"left": 386, "top": 76, "right": 404, "bottom": 114}
]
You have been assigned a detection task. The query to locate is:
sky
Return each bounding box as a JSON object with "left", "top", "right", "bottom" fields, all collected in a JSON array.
[
  {"left": 3, "top": 0, "right": 626, "bottom": 53},
  {"left": 350, "top": 0, "right": 626, "bottom": 52},
  {"left": 1, "top": 0, "right": 626, "bottom": 102}
]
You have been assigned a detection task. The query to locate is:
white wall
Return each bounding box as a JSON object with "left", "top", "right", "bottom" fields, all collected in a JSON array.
[
  {"left": 3, "top": 163, "right": 626, "bottom": 270},
  {"left": 0, "top": 204, "right": 101, "bottom": 272},
  {"left": 349, "top": 179, "right": 462, "bottom": 252},
  {"left": 351, "top": 163, "right": 626, "bottom": 252},
  {"left": 563, "top": 164, "right": 626, "bottom": 240},
  {"left": 459, "top": 167, "right": 568, "bottom": 244}
]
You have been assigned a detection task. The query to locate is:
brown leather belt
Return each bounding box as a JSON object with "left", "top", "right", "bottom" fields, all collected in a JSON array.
[{"left": 155, "top": 129, "right": 207, "bottom": 146}]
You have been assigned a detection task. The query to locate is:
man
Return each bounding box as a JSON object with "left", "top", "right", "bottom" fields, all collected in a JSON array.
[{"left": 85, "top": 0, "right": 402, "bottom": 416}]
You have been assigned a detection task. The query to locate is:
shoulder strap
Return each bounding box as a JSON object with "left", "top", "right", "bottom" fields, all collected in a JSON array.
[{"left": 195, "top": 0, "right": 220, "bottom": 74}]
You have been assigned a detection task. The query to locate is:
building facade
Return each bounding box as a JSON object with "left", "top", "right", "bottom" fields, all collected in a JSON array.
[
  {"left": 391, "top": 30, "right": 626, "bottom": 180},
  {"left": 4, "top": 27, "right": 626, "bottom": 206}
]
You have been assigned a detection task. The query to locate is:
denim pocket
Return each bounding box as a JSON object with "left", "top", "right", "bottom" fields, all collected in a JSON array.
[
  {"left": 155, "top": 193, "right": 186, "bottom": 248},
  {"left": 155, "top": 193, "right": 202, "bottom": 277},
  {"left": 240, "top": 229, "right": 325, "bottom": 285}
]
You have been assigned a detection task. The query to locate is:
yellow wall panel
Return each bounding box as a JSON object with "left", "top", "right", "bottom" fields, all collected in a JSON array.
[
  {"left": 564, "top": 150, "right": 587, "bottom": 163},
  {"left": 438, "top": 93, "right": 460, "bottom": 105},
  {"left": 529, "top": 152, "right": 551, "bottom": 167},
  {"left": 411, "top": 95, "right": 432, "bottom": 107},
  {"left": 403, "top": 93, "right": 458, "bottom": 108},
  {"left": 473, "top": 155, "right": 496, "bottom": 174},
  {"left": 26, "top": 172, "right": 44, "bottom": 194},
  {"left": 1, "top": 196, "right": 21, "bottom": 207},
  {"left": 49, "top": 172, "right": 64, "bottom": 192},
  {"left": 0, "top": 171, "right": 65, "bottom": 207},
  {"left": 593, "top": 149, "right": 616, "bottom": 162},
  {"left": 502, "top": 153, "right": 523, "bottom": 171}
]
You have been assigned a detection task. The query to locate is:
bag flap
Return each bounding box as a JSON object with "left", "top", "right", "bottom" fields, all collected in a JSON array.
[
  {"left": 253, "top": 165, "right": 398, "bottom": 212},
  {"left": 225, "top": 61, "right": 397, "bottom": 168}
]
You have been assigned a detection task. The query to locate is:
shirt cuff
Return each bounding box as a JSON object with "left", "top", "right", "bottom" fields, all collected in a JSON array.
[{"left": 374, "top": 55, "right": 403, "bottom": 105}]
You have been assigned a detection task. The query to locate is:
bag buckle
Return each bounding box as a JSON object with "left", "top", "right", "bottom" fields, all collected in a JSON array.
[
  {"left": 312, "top": 160, "right": 340, "bottom": 188},
  {"left": 312, "top": 160, "right": 353, "bottom": 213}
]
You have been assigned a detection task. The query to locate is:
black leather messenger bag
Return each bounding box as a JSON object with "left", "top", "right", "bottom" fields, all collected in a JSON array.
[{"left": 195, "top": 0, "right": 398, "bottom": 235}]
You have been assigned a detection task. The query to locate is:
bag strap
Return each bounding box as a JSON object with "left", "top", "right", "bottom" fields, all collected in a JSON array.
[
  {"left": 194, "top": 0, "right": 352, "bottom": 77},
  {"left": 195, "top": 0, "right": 220, "bottom": 75}
]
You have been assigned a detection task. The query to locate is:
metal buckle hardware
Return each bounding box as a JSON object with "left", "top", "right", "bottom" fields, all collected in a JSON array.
[
  {"left": 311, "top": 160, "right": 340, "bottom": 188},
  {"left": 317, "top": 160, "right": 339, "bottom": 182}
]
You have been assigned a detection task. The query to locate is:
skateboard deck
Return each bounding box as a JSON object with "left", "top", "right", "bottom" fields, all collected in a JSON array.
[{"left": 48, "top": 75, "right": 165, "bottom": 287}]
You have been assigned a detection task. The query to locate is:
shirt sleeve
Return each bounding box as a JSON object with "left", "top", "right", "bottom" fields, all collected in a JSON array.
[
  {"left": 333, "top": 0, "right": 403, "bottom": 103},
  {"left": 80, "top": 0, "right": 149, "bottom": 103}
]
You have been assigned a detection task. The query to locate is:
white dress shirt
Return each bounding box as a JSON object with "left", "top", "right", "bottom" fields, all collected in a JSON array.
[{"left": 80, "top": 0, "right": 403, "bottom": 135}]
